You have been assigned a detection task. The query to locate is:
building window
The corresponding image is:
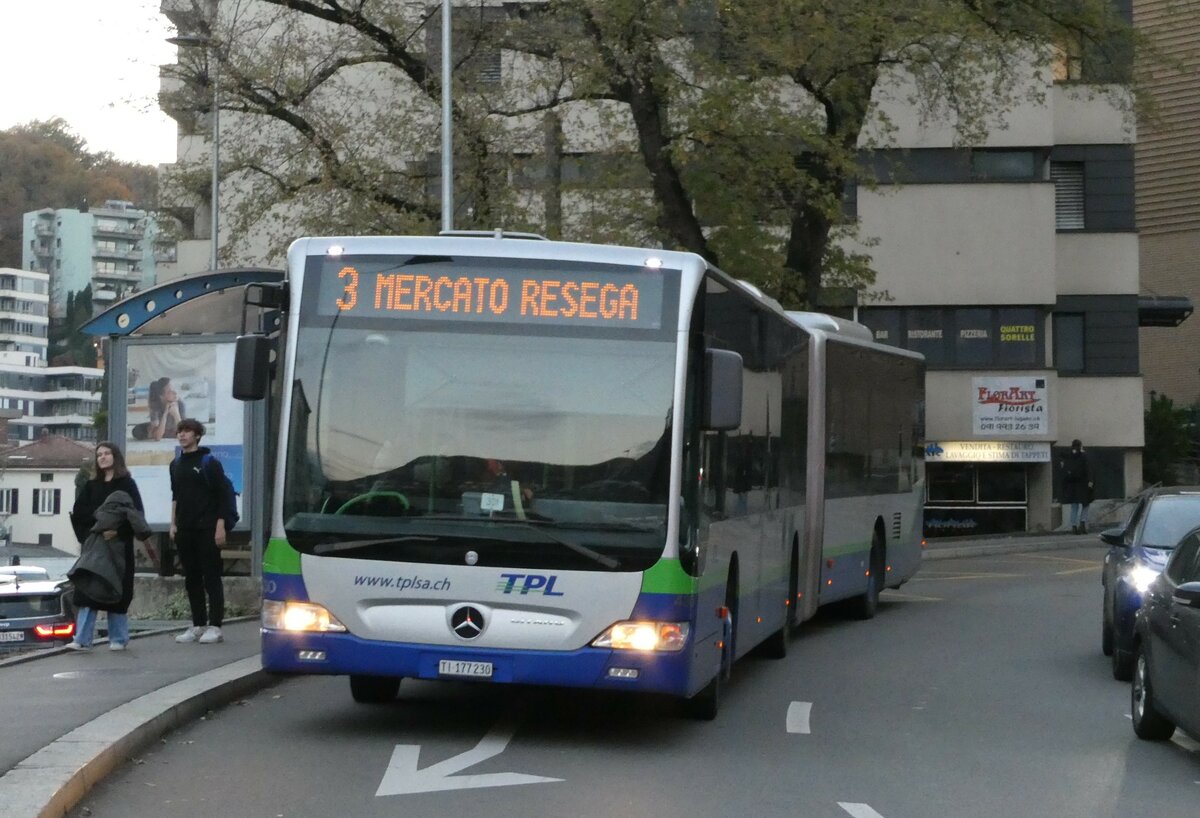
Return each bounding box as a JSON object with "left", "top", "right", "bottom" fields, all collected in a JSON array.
[
  {"left": 971, "top": 150, "right": 1039, "bottom": 181},
  {"left": 33, "top": 488, "right": 61, "bottom": 516},
  {"left": 0, "top": 488, "right": 16, "bottom": 514},
  {"left": 1054, "top": 313, "right": 1085, "bottom": 373},
  {"left": 1051, "top": 162, "right": 1085, "bottom": 230},
  {"left": 1052, "top": 36, "right": 1083, "bottom": 82}
]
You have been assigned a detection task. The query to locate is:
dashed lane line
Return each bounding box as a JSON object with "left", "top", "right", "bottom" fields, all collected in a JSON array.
[
  {"left": 786, "top": 701, "right": 812, "bottom": 734},
  {"left": 839, "top": 802, "right": 887, "bottom": 818}
]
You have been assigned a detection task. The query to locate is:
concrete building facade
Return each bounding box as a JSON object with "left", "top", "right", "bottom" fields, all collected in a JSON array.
[
  {"left": 0, "top": 268, "right": 102, "bottom": 445},
  {"left": 1135, "top": 0, "right": 1200, "bottom": 410},
  {"left": 21, "top": 200, "right": 170, "bottom": 318}
]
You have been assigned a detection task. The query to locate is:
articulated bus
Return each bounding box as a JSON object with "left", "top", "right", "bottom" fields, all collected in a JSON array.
[{"left": 234, "top": 233, "right": 925, "bottom": 718}]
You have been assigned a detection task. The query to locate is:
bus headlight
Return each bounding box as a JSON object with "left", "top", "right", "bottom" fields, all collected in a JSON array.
[
  {"left": 1128, "top": 564, "right": 1161, "bottom": 594},
  {"left": 263, "top": 599, "right": 347, "bottom": 633},
  {"left": 592, "top": 621, "right": 690, "bottom": 652}
]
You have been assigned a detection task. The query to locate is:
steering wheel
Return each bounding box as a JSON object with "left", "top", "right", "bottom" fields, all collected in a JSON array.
[{"left": 333, "top": 491, "right": 410, "bottom": 515}]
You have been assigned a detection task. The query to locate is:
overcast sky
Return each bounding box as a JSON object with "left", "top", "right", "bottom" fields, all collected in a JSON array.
[{"left": 0, "top": 1, "right": 178, "bottom": 166}]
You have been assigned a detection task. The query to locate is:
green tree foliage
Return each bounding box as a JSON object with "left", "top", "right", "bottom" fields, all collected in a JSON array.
[
  {"left": 48, "top": 285, "right": 98, "bottom": 367},
  {"left": 1144, "top": 392, "right": 1194, "bottom": 486},
  {"left": 0, "top": 118, "right": 159, "bottom": 267},
  {"left": 166, "top": 0, "right": 1145, "bottom": 306}
]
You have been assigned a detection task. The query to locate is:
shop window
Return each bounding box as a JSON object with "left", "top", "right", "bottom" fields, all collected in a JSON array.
[
  {"left": 978, "top": 464, "right": 1027, "bottom": 503},
  {"left": 927, "top": 464, "right": 975, "bottom": 503}
]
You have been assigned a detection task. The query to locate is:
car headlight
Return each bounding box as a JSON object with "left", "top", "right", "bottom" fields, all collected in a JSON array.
[
  {"left": 1127, "top": 564, "right": 1161, "bottom": 594},
  {"left": 262, "top": 599, "right": 347, "bottom": 632},
  {"left": 592, "top": 621, "right": 690, "bottom": 652}
]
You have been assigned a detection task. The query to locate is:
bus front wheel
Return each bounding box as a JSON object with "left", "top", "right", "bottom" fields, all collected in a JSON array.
[{"left": 350, "top": 674, "right": 401, "bottom": 704}]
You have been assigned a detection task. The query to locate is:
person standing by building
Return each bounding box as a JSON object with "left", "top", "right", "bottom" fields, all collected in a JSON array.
[
  {"left": 67, "top": 442, "right": 147, "bottom": 651},
  {"left": 1060, "top": 439, "right": 1093, "bottom": 535},
  {"left": 170, "top": 419, "right": 227, "bottom": 644}
]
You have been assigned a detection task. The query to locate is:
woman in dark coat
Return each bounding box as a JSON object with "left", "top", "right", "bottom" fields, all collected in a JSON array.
[
  {"left": 1060, "top": 439, "right": 1092, "bottom": 535},
  {"left": 67, "top": 442, "right": 146, "bottom": 651}
]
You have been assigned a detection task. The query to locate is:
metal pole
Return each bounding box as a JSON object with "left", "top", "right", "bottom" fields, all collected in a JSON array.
[
  {"left": 211, "top": 52, "right": 220, "bottom": 271},
  {"left": 441, "top": 0, "right": 453, "bottom": 232}
]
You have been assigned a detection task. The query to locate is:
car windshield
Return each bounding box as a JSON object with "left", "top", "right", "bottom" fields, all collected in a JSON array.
[{"left": 1140, "top": 494, "right": 1200, "bottom": 548}]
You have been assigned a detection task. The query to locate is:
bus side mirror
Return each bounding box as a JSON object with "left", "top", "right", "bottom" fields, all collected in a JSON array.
[
  {"left": 233, "top": 334, "right": 270, "bottom": 401},
  {"left": 703, "top": 348, "right": 743, "bottom": 431}
]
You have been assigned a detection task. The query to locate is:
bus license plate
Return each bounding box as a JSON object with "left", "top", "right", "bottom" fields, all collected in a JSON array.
[
  {"left": 0, "top": 631, "right": 25, "bottom": 642},
  {"left": 438, "top": 660, "right": 493, "bottom": 678}
]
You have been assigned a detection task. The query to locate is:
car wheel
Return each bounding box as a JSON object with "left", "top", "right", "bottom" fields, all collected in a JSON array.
[
  {"left": 1131, "top": 645, "right": 1175, "bottom": 741},
  {"left": 1101, "top": 606, "right": 1113, "bottom": 657},
  {"left": 1112, "top": 642, "right": 1134, "bottom": 681},
  {"left": 350, "top": 674, "right": 401, "bottom": 704}
]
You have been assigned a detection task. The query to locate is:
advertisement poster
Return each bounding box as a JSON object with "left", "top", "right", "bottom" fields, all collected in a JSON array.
[
  {"left": 125, "top": 342, "right": 244, "bottom": 526},
  {"left": 972, "top": 377, "right": 1048, "bottom": 437}
]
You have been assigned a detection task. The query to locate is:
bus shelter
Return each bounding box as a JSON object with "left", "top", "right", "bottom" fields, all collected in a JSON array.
[{"left": 80, "top": 270, "right": 283, "bottom": 578}]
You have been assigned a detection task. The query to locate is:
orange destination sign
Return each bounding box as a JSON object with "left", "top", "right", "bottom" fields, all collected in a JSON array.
[{"left": 316, "top": 262, "right": 665, "bottom": 329}]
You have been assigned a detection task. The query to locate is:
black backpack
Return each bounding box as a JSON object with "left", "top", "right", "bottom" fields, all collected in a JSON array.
[{"left": 173, "top": 452, "right": 240, "bottom": 527}]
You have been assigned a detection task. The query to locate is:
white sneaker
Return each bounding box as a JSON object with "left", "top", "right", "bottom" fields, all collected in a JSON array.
[
  {"left": 109, "top": 642, "right": 127, "bottom": 651},
  {"left": 65, "top": 641, "right": 90, "bottom": 651},
  {"left": 198, "top": 626, "right": 224, "bottom": 644},
  {"left": 175, "top": 626, "right": 205, "bottom": 644}
]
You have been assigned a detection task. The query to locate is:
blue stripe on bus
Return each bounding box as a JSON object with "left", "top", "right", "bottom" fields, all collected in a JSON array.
[
  {"left": 262, "top": 629, "right": 699, "bottom": 695},
  {"left": 261, "top": 589, "right": 725, "bottom": 697}
]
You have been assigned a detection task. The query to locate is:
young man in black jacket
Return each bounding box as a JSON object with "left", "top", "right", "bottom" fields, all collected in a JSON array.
[{"left": 170, "top": 418, "right": 229, "bottom": 644}]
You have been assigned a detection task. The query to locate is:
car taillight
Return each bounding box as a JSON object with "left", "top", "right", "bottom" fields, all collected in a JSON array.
[{"left": 34, "top": 623, "right": 75, "bottom": 639}]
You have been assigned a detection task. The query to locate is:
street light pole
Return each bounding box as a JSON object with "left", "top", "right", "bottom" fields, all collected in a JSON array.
[
  {"left": 441, "top": 0, "right": 453, "bottom": 232},
  {"left": 166, "top": 32, "right": 220, "bottom": 271}
]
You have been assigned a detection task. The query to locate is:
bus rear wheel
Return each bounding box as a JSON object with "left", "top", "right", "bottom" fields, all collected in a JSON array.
[
  {"left": 350, "top": 674, "right": 401, "bottom": 704},
  {"left": 851, "top": 533, "right": 885, "bottom": 620}
]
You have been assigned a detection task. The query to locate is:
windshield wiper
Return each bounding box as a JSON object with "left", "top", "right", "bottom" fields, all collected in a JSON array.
[
  {"left": 501, "top": 521, "right": 621, "bottom": 570},
  {"left": 313, "top": 536, "right": 437, "bottom": 555}
]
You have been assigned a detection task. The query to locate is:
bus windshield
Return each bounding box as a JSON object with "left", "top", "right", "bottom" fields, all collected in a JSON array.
[{"left": 282, "top": 323, "right": 677, "bottom": 571}]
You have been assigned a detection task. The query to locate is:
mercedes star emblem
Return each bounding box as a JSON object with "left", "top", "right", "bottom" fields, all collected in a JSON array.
[{"left": 451, "top": 606, "right": 485, "bottom": 640}]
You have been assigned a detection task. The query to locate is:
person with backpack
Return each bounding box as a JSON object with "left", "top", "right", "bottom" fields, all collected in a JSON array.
[{"left": 170, "top": 418, "right": 236, "bottom": 644}]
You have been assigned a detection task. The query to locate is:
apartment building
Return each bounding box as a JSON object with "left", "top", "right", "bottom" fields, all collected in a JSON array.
[
  {"left": 21, "top": 200, "right": 170, "bottom": 317},
  {"left": 0, "top": 268, "right": 102, "bottom": 444}
]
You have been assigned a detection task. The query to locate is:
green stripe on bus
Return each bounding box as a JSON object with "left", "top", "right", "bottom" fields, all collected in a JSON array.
[
  {"left": 641, "top": 558, "right": 697, "bottom": 595},
  {"left": 823, "top": 540, "right": 871, "bottom": 559},
  {"left": 264, "top": 538, "right": 302, "bottom": 575}
]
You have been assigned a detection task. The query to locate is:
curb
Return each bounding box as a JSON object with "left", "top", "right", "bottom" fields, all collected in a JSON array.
[
  {"left": 0, "top": 615, "right": 260, "bottom": 670},
  {"left": 922, "top": 538, "right": 1102, "bottom": 561},
  {"left": 0, "top": 657, "right": 275, "bottom": 818}
]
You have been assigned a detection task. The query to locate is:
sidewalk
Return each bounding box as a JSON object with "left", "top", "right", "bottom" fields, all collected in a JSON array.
[
  {"left": 0, "top": 619, "right": 268, "bottom": 818},
  {"left": 0, "top": 530, "right": 1102, "bottom": 818}
]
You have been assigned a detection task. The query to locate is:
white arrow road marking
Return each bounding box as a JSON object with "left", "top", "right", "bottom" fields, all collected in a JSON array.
[
  {"left": 786, "top": 701, "right": 812, "bottom": 734},
  {"left": 376, "top": 713, "right": 562, "bottom": 796},
  {"left": 838, "top": 803, "right": 887, "bottom": 818}
]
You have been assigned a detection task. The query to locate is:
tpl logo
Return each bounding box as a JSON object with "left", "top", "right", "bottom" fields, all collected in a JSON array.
[{"left": 498, "top": 573, "right": 564, "bottom": 596}]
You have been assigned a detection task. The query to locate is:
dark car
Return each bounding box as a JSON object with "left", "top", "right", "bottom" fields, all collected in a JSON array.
[
  {"left": 1130, "top": 526, "right": 1200, "bottom": 741},
  {"left": 1101, "top": 487, "right": 1200, "bottom": 680},
  {"left": 0, "top": 566, "right": 76, "bottom": 650}
]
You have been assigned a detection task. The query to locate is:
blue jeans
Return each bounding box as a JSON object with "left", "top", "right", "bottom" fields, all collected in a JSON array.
[
  {"left": 107, "top": 612, "right": 130, "bottom": 646},
  {"left": 1068, "top": 503, "right": 1085, "bottom": 528},
  {"left": 73, "top": 607, "right": 129, "bottom": 646},
  {"left": 74, "top": 606, "right": 97, "bottom": 647}
]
